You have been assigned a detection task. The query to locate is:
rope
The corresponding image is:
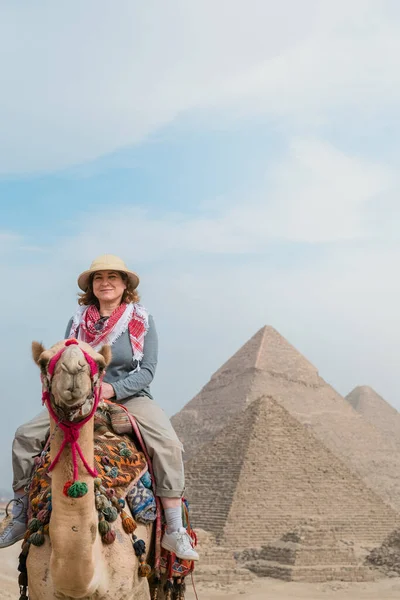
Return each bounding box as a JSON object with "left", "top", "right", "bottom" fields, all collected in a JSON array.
[{"left": 191, "top": 572, "right": 200, "bottom": 600}]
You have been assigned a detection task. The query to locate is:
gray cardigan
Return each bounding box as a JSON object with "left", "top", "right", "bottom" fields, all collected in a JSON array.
[{"left": 64, "top": 313, "right": 158, "bottom": 401}]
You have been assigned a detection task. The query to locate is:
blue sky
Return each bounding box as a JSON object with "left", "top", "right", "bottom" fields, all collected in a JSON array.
[
  {"left": 1, "top": 0, "right": 400, "bottom": 489},
  {"left": 0, "top": 119, "right": 280, "bottom": 240}
]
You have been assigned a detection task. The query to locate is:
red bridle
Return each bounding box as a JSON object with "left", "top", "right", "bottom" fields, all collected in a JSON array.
[{"left": 41, "top": 339, "right": 104, "bottom": 495}]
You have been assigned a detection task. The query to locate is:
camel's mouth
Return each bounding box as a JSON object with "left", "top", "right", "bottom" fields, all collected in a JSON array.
[{"left": 53, "top": 396, "right": 95, "bottom": 422}]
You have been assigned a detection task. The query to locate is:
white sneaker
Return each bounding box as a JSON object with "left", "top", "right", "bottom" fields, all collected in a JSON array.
[
  {"left": 161, "top": 527, "right": 199, "bottom": 561},
  {"left": 0, "top": 516, "right": 26, "bottom": 549}
]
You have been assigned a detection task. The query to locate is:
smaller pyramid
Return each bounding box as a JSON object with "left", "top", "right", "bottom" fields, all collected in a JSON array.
[
  {"left": 185, "top": 395, "right": 400, "bottom": 550},
  {"left": 237, "top": 520, "right": 374, "bottom": 583},
  {"left": 346, "top": 386, "right": 400, "bottom": 449}
]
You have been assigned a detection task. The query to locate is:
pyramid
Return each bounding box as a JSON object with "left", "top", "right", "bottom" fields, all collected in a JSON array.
[
  {"left": 184, "top": 396, "right": 400, "bottom": 552},
  {"left": 236, "top": 522, "right": 374, "bottom": 583},
  {"left": 173, "top": 326, "right": 400, "bottom": 511},
  {"left": 346, "top": 386, "right": 400, "bottom": 449}
]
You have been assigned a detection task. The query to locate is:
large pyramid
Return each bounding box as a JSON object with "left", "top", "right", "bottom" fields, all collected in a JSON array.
[
  {"left": 173, "top": 326, "right": 400, "bottom": 511},
  {"left": 346, "top": 386, "right": 400, "bottom": 448},
  {"left": 185, "top": 396, "right": 400, "bottom": 549}
]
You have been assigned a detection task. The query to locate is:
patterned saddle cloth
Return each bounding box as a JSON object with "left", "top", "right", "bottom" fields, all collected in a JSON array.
[{"left": 28, "top": 401, "right": 195, "bottom": 580}]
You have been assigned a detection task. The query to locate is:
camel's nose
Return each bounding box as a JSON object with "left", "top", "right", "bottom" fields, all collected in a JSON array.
[
  {"left": 59, "top": 358, "right": 89, "bottom": 400},
  {"left": 60, "top": 358, "right": 87, "bottom": 376}
]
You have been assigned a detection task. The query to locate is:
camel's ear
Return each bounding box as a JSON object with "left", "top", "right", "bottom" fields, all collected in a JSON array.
[
  {"left": 31, "top": 341, "right": 51, "bottom": 370},
  {"left": 98, "top": 345, "right": 112, "bottom": 370}
]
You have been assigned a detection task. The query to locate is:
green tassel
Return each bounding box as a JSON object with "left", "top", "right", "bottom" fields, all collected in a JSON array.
[
  {"left": 28, "top": 518, "right": 41, "bottom": 533},
  {"left": 30, "top": 530, "right": 45, "bottom": 546},
  {"left": 98, "top": 519, "right": 110, "bottom": 536},
  {"left": 103, "top": 506, "right": 118, "bottom": 522},
  {"left": 67, "top": 481, "right": 88, "bottom": 498}
]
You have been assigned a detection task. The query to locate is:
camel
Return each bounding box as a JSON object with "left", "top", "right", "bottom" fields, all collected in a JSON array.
[{"left": 26, "top": 339, "right": 155, "bottom": 600}]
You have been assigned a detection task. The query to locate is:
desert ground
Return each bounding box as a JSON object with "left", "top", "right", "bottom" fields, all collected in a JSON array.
[{"left": 1, "top": 543, "right": 400, "bottom": 600}]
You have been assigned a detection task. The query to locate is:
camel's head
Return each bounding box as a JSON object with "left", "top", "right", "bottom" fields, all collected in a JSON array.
[{"left": 32, "top": 339, "right": 111, "bottom": 422}]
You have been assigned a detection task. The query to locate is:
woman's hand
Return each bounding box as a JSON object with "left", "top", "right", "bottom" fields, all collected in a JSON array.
[{"left": 102, "top": 382, "right": 115, "bottom": 399}]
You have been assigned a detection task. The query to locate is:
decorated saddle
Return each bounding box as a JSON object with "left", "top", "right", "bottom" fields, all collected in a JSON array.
[{"left": 26, "top": 401, "right": 196, "bottom": 595}]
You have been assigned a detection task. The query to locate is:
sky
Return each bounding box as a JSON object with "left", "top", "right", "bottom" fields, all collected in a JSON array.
[{"left": 1, "top": 0, "right": 400, "bottom": 489}]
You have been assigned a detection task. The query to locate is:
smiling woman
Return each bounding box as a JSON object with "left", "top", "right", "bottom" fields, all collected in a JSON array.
[
  {"left": 93, "top": 270, "right": 129, "bottom": 302},
  {"left": 0, "top": 254, "right": 199, "bottom": 562}
]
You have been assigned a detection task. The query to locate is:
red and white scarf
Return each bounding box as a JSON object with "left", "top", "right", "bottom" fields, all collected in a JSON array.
[{"left": 68, "top": 302, "right": 149, "bottom": 366}]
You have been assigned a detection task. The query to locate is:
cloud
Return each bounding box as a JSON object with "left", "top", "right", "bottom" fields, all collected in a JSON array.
[
  {"left": 2, "top": 0, "right": 399, "bottom": 173},
  {"left": 0, "top": 231, "right": 22, "bottom": 253},
  {"left": 48, "top": 138, "right": 395, "bottom": 265}
]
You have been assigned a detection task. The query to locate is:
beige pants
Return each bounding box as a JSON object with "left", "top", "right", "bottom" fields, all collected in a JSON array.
[{"left": 12, "top": 396, "right": 185, "bottom": 498}]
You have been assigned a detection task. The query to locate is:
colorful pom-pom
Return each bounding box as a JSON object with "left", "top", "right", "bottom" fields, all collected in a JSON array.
[
  {"left": 63, "top": 480, "right": 73, "bottom": 496},
  {"left": 30, "top": 531, "right": 45, "bottom": 546},
  {"left": 28, "top": 518, "right": 41, "bottom": 533},
  {"left": 133, "top": 539, "right": 146, "bottom": 556},
  {"left": 67, "top": 481, "right": 88, "bottom": 498},
  {"left": 102, "top": 529, "right": 116, "bottom": 545},
  {"left": 138, "top": 562, "right": 151, "bottom": 578},
  {"left": 95, "top": 494, "right": 110, "bottom": 511},
  {"left": 103, "top": 506, "right": 118, "bottom": 522},
  {"left": 98, "top": 519, "right": 110, "bottom": 536},
  {"left": 36, "top": 509, "right": 49, "bottom": 523}
]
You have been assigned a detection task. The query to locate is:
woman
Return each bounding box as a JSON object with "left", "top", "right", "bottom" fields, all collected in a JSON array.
[{"left": 0, "top": 254, "right": 198, "bottom": 561}]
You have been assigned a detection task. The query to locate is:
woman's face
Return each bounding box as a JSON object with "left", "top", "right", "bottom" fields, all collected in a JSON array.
[{"left": 92, "top": 270, "right": 126, "bottom": 305}]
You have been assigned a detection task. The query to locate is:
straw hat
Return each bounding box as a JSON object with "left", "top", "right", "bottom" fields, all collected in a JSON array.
[{"left": 77, "top": 254, "right": 140, "bottom": 291}]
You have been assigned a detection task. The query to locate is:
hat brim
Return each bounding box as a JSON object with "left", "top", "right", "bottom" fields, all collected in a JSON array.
[{"left": 78, "top": 269, "right": 139, "bottom": 292}]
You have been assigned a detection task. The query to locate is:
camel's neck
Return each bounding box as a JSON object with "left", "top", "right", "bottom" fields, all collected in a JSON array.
[{"left": 49, "top": 414, "right": 102, "bottom": 597}]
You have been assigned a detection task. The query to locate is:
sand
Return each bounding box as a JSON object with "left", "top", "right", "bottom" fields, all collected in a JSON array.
[{"left": 1, "top": 544, "right": 400, "bottom": 600}]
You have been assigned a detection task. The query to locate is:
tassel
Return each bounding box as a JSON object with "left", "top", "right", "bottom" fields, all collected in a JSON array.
[
  {"left": 121, "top": 510, "right": 136, "bottom": 534},
  {"left": 151, "top": 587, "right": 159, "bottom": 600},
  {"left": 30, "top": 530, "right": 45, "bottom": 546},
  {"left": 138, "top": 559, "right": 151, "bottom": 578},
  {"left": 164, "top": 580, "right": 174, "bottom": 600},
  {"left": 36, "top": 509, "right": 49, "bottom": 523},
  {"left": 18, "top": 542, "right": 29, "bottom": 600},
  {"left": 102, "top": 529, "right": 116, "bottom": 545},
  {"left": 95, "top": 493, "right": 109, "bottom": 511},
  {"left": 98, "top": 518, "right": 110, "bottom": 536},
  {"left": 174, "top": 578, "right": 186, "bottom": 600},
  {"left": 66, "top": 481, "right": 89, "bottom": 498},
  {"left": 150, "top": 577, "right": 162, "bottom": 600},
  {"left": 103, "top": 506, "right": 118, "bottom": 522},
  {"left": 28, "top": 518, "right": 41, "bottom": 533},
  {"left": 133, "top": 539, "right": 146, "bottom": 556}
]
